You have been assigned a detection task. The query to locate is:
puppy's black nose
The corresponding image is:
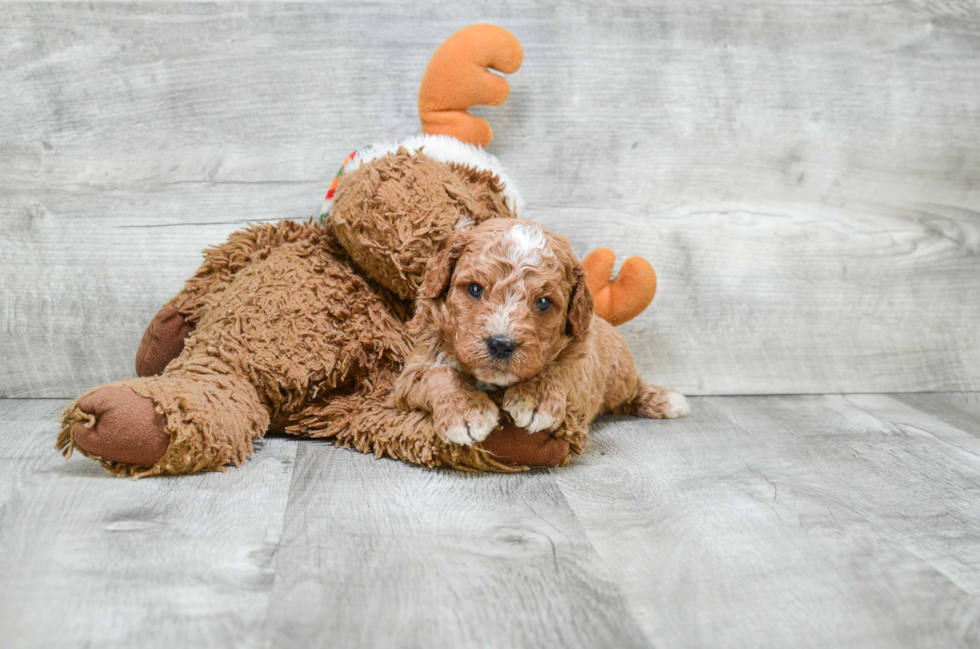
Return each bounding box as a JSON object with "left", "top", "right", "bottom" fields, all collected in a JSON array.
[{"left": 486, "top": 336, "right": 518, "bottom": 361}]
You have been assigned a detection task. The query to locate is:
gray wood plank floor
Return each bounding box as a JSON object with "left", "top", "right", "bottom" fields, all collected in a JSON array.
[{"left": 2, "top": 394, "right": 980, "bottom": 648}]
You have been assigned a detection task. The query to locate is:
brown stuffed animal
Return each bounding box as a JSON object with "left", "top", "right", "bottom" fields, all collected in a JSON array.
[{"left": 56, "top": 25, "right": 658, "bottom": 478}]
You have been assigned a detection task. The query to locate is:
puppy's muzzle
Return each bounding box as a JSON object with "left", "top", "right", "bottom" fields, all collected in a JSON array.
[{"left": 486, "top": 336, "right": 518, "bottom": 361}]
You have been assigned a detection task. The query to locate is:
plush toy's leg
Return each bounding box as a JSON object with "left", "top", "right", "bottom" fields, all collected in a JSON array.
[
  {"left": 58, "top": 359, "right": 268, "bottom": 478},
  {"left": 169, "top": 220, "right": 321, "bottom": 322},
  {"left": 135, "top": 221, "right": 325, "bottom": 378},
  {"left": 286, "top": 372, "right": 570, "bottom": 471},
  {"left": 62, "top": 226, "right": 406, "bottom": 477}
]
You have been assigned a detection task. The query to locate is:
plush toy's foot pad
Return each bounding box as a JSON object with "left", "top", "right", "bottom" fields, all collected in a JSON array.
[
  {"left": 135, "top": 305, "right": 194, "bottom": 377},
  {"left": 72, "top": 386, "right": 170, "bottom": 466},
  {"left": 482, "top": 420, "right": 569, "bottom": 467}
]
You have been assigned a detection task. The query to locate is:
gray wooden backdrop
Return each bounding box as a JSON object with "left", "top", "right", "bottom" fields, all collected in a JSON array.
[{"left": 2, "top": 1, "right": 979, "bottom": 398}]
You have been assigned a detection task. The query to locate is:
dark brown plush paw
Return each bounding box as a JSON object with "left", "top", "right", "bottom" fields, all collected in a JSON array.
[
  {"left": 73, "top": 386, "right": 170, "bottom": 466},
  {"left": 136, "top": 305, "right": 194, "bottom": 376},
  {"left": 481, "top": 419, "right": 569, "bottom": 468}
]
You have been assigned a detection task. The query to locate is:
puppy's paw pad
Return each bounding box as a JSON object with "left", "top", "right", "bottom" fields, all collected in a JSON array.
[
  {"left": 663, "top": 390, "right": 690, "bottom": 418},
  {"left": 442, "top": 424, "right": 479, "bottom": 446},
  {"left": 503, "top": 392, "right": 563, "bottom": 433},
  {"left": 527, "top": 410, "right": 559, "bottom": 433},
  {"left": 439, "top": 404, "right": 499, "bottom": 446},
  {"left": 634, "top": 386, "right": 689, "bottom": 419},
  {"left": 503, "top": 395, "right": 537, "bottom": 428}
]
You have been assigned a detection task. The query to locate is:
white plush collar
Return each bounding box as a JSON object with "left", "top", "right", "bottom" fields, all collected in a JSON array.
[{"left": 320, "top": 134, "right": 524, "bottom": 221}]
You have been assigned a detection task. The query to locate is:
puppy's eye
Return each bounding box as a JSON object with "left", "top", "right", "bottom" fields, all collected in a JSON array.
[
  {"left": 467, "top": 283, "right": 484, "bottom": 299},
  {"left": 535, "top": 297, "right": 552, "bottom": 312}
]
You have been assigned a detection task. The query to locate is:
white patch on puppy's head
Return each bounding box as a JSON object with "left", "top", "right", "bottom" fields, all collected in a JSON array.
[{"left": 505, "top": 223, "right": 547, "bottom": 266}]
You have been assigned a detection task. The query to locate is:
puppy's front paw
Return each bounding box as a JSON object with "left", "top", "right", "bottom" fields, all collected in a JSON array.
[
  {"left": 435, "top": 397, "right": 499, "bottom": 446},
  {"left": 503, "top": 383, "right": 566, "bottom": 433}
]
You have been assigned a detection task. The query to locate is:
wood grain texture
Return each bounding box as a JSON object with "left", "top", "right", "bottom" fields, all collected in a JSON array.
[
  {"left": 554, "top": 396, "right": 980, "bottom": 648},
  {"left": 264, "top": 441, "right": 650, "bottom": 649},
  {"left": 842, "top": 394, "right": 980, "bottom": 596},
  {"left": 0, "top": 399, "right": 297, "bottom": 649},
  {"left": 2, "top": 2, "right": 980, "bottom": 397},
  {"left": 0, "top": 399, "right": 64, "bottom": 514},
  {"left": 5, "top": 395, "right": 980, "bottom": 647},
  {"left": 892, "top": 392, "right": 980, "bottom": 438}
]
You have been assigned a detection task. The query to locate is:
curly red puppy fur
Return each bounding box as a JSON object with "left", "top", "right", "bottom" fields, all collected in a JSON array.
[{"left": 394, "top": 219, "right": 688, "bottom": 455}]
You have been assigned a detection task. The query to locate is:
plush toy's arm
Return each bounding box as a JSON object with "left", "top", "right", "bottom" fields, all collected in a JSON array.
[
  {"left": 581, "top": 249, "right": 658, "bottom": 326},
  {"left": 418, "top": 24, "right": 523, "bottom": 148}
]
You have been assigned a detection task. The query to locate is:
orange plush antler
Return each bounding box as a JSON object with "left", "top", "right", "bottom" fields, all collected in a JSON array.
[
  {"left": 582, "top": 249, "right": 658, "bottom": 326},
  {"left": 418, "top": 24, "right": 523, "bottom": 148}
]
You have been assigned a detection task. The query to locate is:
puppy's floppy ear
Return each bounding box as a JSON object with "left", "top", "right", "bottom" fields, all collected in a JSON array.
[
  {"left": 566, "top": 263, "right": 594, "bottom": 338},
  {"left": 419, "top": 231, "right": 469, "bottom": 300}
]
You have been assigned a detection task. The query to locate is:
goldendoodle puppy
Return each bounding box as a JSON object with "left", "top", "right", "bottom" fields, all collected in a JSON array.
[{"left": 394, "top": 218, "right": 688, "bottom": 455}]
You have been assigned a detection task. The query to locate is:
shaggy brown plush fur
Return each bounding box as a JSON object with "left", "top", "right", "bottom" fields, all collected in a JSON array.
[
  {"left": 57, "top": 153, "right": 537, "bottom": 477},
  {"left": 331, "top": 149, "right": 515, "bottom": 301}
]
